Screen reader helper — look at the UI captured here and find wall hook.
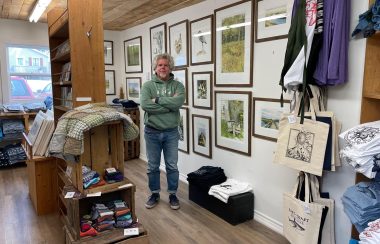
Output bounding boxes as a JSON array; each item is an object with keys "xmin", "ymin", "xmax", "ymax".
[{"xmin": 86, "ymin": 26, "xmax": 93, "ymax": 38}]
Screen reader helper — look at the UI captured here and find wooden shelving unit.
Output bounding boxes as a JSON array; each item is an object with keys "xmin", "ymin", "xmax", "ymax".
[{"xmin": 351, "ymin": 10, "xmax": 380, "ymax": 238}]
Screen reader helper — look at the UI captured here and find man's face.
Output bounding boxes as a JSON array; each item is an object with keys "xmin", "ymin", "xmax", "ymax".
[{"xmin": 155, "ymin": 59, "xmax": 171, "ymax": 81}]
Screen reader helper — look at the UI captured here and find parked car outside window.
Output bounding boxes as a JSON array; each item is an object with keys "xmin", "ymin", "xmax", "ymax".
[{"xmin": 10, "ymin": 76, "xmax": 35, "ymax": 100}]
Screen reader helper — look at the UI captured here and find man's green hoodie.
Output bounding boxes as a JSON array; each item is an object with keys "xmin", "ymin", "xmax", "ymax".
[{"xmin": 140, "ymin": 74, "xmax": 185, "ymax": 130}]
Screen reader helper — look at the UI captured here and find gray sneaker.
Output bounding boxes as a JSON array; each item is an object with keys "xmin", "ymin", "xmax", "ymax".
[
  {"xmin": 145, "ymin": 193, "xmax": 160, "ymax": 209},
  {"xmin": 169, "ymin": 194, "xmax": 180, "ymax": 210}
]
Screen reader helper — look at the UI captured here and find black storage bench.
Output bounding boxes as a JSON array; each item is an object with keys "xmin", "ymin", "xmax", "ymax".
[{"xmin": 189, "ymin": 182, "xmax": 254, "ymax": 225}]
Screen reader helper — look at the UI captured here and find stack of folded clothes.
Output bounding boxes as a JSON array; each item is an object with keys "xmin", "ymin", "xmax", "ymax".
[
  {"xmin": 23, "ymin": 102, "xmax": 46, "ymax": 112},
  {"xmin": 107, "ymin": 200, "xmax": 132, "ymax": 228},
  {"xmin": 187, "ymin": 166, "xmax": 227, "ymax": 191},
  {"xmin": 82, "ymin": 166, "xmax": 100, "ymax": 189},
  {"xmin": 104, "ymin": 167, "xmax": 124, "ymax": 183},
  {"xmin": 3, "ymin": 104, "xmax": 24, "ymax": 112},
  {"xmin": 80, "ymin": 214, "xmax": 98, "ymax": 237},
  {"xmin": 0, "ymin": 148, "xmax": 9, "ymax": 167},
  {"xmin": 342, "ymin": 181, "xmax": 380, "ymax": 232},
  {"xmin": 2, "ymin": 120, "xmax": 24, "ymax": 141},
  {"xmin": 4, "ymin": 143, "xmax": 27, "ymax": 165},
  {"xmin": 91, "ymin": 203, "xmax": 115, "ymax": 232}
]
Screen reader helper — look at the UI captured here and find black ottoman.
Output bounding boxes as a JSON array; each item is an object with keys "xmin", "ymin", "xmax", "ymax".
[{"xmin": 189, "ymin": 182, "xmax": 254, "ymax": 225}]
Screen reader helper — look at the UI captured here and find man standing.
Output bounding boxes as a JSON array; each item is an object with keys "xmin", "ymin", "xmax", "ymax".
[{"xmin": 140, "ymin": 53, "xmax": 185, "ymax": 210}]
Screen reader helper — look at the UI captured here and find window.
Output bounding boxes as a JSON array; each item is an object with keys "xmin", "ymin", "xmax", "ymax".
[
  {"xmin": 7, "ymin": 45, "xmax": 52, "ymax": 102},
  {"xmin": 17, "ymin": 58, "xmax": 24, "ymax": 66}
]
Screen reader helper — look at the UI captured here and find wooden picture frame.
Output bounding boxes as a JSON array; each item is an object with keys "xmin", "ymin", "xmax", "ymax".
[
  {"xmin": 172, "ymin": 68, "xmax": 188, "ymax": 105},
  {"xmin": 105, "ymin": 70, "xmax": 115, "ymax": 95},
  {"xmin": 169, "ymin": 20, "xmax": 189, "ymax": 68},
  {"xmin": 252, "ymin": 97, "xmax": 290, "ymax": 141},
  {"xmin": 192, "ymin": 71, "xmax": 213, "ymax": 110},
  {"xmin": 126, "ymin": 77, "xmax": 142, "ymax": 102},
  {"xmin": 150, "ymin": 22, "xmax": 167, "ymax": 73},
  {"xmin": 214, "ymin": 0, "xmax": 253, "ymax": 87},
  {"xmin": 104, "ymin": 40, "xmax": 114, "ymax": 65},
  {"xmin": 192, "ymin": 114, "xmax": 212, "ymax": 158},
  {"xmin": 124, "ymin": 36, "xmax": 143, "ymax": 73},
  {"xmin": 179, "ymin": 107, "xmax": 189, "ymax": 154},
  {"xmin": 215, "ymin": 91, "xmax": 252, "ymax": 156},
  {"xmin": 190, "ymin": 15, "xmax": 214, "ymax": 65},
  {"xmin": 255, "ymin": 0, "xmax": 292, "ymax": 43}
]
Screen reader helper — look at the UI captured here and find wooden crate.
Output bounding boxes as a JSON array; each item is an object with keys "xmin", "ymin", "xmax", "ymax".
[
  {"xmin": 23, "ymin": 133, "xmax": 58, "ymax": 215},
  {"xmin": 124, "ymin": 108, "xmax": 140, "ymax": 161},
  {"xmin": 64, "ymin": 225, "xmax": 149, "ymax": 244},
  {"xmin": 64, "ymin": 185, "xmax": 136, "ymax": 241},
  {"xmin": 65, "ymin": 121, "xmax": 128, "ymax": 194}
]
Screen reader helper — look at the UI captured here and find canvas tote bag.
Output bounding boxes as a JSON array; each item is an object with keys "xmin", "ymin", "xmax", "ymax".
[
  {"xmin": 274, "ymin": 105, "xmax": 329, "ymax": 176},
  {"xmin": 310, "ymin": 175, "xmax": 335, "ymax": 244},
  {"xmin": 283, "ymin": 173, "xmax": 325, "ymax": 244}
]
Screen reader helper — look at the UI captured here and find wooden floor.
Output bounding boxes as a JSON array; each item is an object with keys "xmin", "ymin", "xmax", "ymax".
[{"xmin": 0, "ymin": 159, "xmax": 289, "ymax": 244}]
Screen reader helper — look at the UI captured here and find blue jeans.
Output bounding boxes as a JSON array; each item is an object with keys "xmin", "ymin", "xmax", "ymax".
[{"xmin": 144, "ymin": 126, "xmax": 179, "ymax": 194}]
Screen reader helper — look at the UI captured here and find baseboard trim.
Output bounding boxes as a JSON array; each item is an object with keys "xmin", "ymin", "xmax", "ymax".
[{"xmin": 254, "ymin": 210, "xmax": 283, "ymax": 235}]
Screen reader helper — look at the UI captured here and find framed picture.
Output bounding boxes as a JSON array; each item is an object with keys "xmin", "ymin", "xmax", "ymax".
[
  {"xmin": 252, "ymin": 97, "xmax": 290, "ymax": 141},
  {"xmin": 255, "ymin": 0, "xmax": 292, "ymax": 43},
  {"xmin": 190, "ymin": 15, "xmax": 213, "ymax": 65},
  {"xmin": 150, "ymin": 22, "xmax": 167, "ymax": 73},
  {"xmin": 169, "ymin": 20, "xmax": 189, "ymax": 68},
  {"xmin": 192, "ymin": 71, "xmax": 213, "ymax": 109},
  {"xmin": 192, "ymin": 114, "xmax": 212, "ymax": 158},
  {"xmin": 178, "ymin": 107, "xmax": 189, "ymax": 154},
  {"xmin": 172, "ymin": 68, "xmax": 188, "ymax": 105},
  {"xmin": 126, "ymin": 77, "xmax": 142, "ymax": 102},
  {"xmin": 105, "ymin": 70, "xmax": 115, "ymax": 95},
  {"xmin": 104, "ymin": 40, "xmax": 114, "ymax": 65},
  {"xmin": 124, "ymin": 36, "xmax": 143, "ymax": 73},
  {"xmin": 214, "ymin": 0, "xmax": 253, "ymax": 87},
  {"xmin": 215, "ymin": 91, "xmax": 252, "ymax": 156}
]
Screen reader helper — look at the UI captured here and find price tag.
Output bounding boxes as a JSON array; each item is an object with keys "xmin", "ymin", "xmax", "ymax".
[
  {"xmin": 64, "ymin": 192, "xmax": 75, "ymax": 198},
  {"xmin": 65, "ymin": 166, "xmax": 72, "ymax": 177},
  {"xmin": 288, "ymin": 115, "xmax": 297, "ymax": 124},
  {"xmin": 118, "ymin": 183, "xmax": 133, "ymax": 189},
  {"xmin": 86, "ymin": 192, "xmax": 101, "ymax": 197},
  {"xmin": 124, "ymin": 228, "xmax": 139, "ymax": 236},
  {"xmin": 106, "ymin": 167, "xmax": 117, "ymax": 173}
]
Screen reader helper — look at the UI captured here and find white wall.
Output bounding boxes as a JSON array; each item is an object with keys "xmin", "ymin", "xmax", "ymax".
[
  {"xmin": 0, "ymin": 19, "xmax": 49, "ymax": 104},
  {"xmin": 111, "ymin": 1, "xmax": 370, "ymax": 243}
]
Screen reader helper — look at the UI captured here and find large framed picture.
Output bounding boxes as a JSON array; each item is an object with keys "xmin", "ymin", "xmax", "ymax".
[
  {"xmin": 172, "ymin": 68, "xmax": 188, "ymax": 105},
  {"xmin": 252, "ymin": 97, "xmax": 290, "ymax": 141},
  {"xmin": 178, "ymin": 107, "xmax": 189, "ymax": 154},
  {"xmin": 255, "ymin": 0, "xmax": 292, "ymax": 43},
  {"xmin": 192, "ymin": 71, "xmax": 213, "ymax": 110},
  {"xmin": 214, "ymin": 0, "xmax": 253, "ymax": 87},
  {"xmin": 124, "ymin": 36, "xmax": 143, "ymax": 73},
  {"xmin": 215, "ymin": 91, "xmax": 252, "ymax": 156},
  {"xmin": 192, "ymin": 114, "xmax": 212, "ymax": 158},
  {"xmin": 104, "ymin": 40, "xmax": 114, "ymax": 65},
  {"xmin": 105, "ymin": 70, "xmax": 115, "ymax": 95},
  {"xmin": 150, "ymin": 23, "xmax": 167, "ymax": 73},
  {"xmin": 126, "ymin": 77, "xmax": 142, "ymax": 102},
  {"xmin": 190, "ymin": 15, "xmax": 214, "ymax": 65},
  {"xmin": 169, "ymin": 20, "xmax": 189, "ymax": 68}
]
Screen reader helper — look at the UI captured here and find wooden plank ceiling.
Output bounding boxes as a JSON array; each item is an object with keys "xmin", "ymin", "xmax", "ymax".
[{"xmin": 0, "ymin": 0, "xmax": 205, "ymax": 30}]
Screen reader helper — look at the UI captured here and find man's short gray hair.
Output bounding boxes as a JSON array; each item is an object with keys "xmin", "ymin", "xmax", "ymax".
[{"xmin": 153, "ymin": 53, "xmax": 174, "ymax": 71}]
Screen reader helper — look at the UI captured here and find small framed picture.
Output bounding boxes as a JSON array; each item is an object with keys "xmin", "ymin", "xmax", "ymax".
[
  {"xmin": 172, "ymin": 68, "xmax": 188, "ymax": 105},
  {"xmin": 126, "ymin": 77, "xmax": 142, "ymax": 102},
  {"xmin": 215, "ymin": 91, "xmax": 252, "ymax": 156},
  {"xmin": 104, "ymin": 40, "xmax": 114, "ymax": 65},
  {"xmin": 192, "ymin": 71, "xmax": 213, "ymax": 110},
  {"xmin": 150, "ymin": 22, "xmax": 167, "ymax": 73},
  {"xmin": 169, "ymin": 20, "xmax": 189, "ymax": 68},
  {"xmin": 178, "ymin": 107, "xmax": 189, "ymax": 154},
  {"xmin": 105, "ymin": 70, "xmax": 115, "ymax": 95},
  {"xmin": 255, "ymin": 0, "xmax": 292, "ymax": 42},
  {"xmin": 192, "ymin": 114, "xmax": 212, "ymax": 158},
  {"xmin": 190, "ymin": 15, "xmax": 213, "ymax": 65},
  {"xmin": 252, "ymin": 97, "xmax": 290, "ymax": 141},
  {"xmin": 124, "ymin": 36, "xmax": 143, "ymax": 73},
  {"xmin": 214, "ymin": 0, "xmax": 253, "ymax": 87}
]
